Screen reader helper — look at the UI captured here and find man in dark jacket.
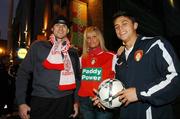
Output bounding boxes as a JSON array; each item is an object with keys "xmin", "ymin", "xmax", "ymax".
[
  {"xmin": 114, "ymin": 11, "xmax": 180, "ymax": 119},
  {"xmin": 16, "ymin": 16, "xmax": 80, "ymax": 119}
]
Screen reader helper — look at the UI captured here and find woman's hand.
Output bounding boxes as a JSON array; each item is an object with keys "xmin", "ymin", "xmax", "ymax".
[{"xmin": 91, "ymin": 89, "xmax": 106, "ymax": 110}]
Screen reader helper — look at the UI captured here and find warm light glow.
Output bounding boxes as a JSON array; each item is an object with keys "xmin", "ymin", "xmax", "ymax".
[
  {"xmin": 18, "ymin": 32, "xmax": 21, "ymax": 47},
  {"xmin": 27, "ymin": 36, "xmax": 31, "ymax": 48},
  {"xmin": 24, "ymin": 20, "xmax": 28, "ymax": 46},
  {"xmin": 24, "ymin": 20, "xmax": 28, "ymax": 39},
  {"xmin": 0, "ymin": 48, "xmax": 3, "ymax": 54},
  {"xmin": 0, "ymin": 47, "xmax": 5, "ymax": 55},
  {"xmin": 88, "ymin": 0, "xmax": 96, "ymax": 5},
  {"xmin": 43, "ymin": 3, "xmax": 49, "ymax": 36},
  {"xmin": 169, "ymin": 0, "xmax": 175, "ymax": 7},
  {"xmin": 17, "ymin": 48, "xmax": 27, "ymax": 59}
]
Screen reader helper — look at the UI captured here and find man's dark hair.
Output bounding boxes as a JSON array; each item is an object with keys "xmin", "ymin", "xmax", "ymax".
[{"xmin": 113, "ymin": 10, "xmax": 137, "ymax": 23}]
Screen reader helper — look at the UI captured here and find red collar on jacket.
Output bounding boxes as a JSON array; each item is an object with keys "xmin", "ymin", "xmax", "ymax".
[{"xmin": 88, "ymin": 47, "xmax": 102, "ymax": 56}]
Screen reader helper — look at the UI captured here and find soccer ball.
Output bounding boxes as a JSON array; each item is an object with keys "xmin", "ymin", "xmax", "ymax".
[{"xmin": 98, "ymin": 78, "xmax": 124, "ymax": 109}]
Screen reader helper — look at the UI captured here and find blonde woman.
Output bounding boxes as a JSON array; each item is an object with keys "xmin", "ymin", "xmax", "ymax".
[{"xmin": 78, "ymin": 26, "xmax": 116, "ymax": 119}]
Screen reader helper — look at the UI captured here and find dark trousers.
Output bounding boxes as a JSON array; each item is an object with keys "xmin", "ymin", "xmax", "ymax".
[{"xmin": 30, "ymin": 95, "xmax": 73, "ymax": 119}]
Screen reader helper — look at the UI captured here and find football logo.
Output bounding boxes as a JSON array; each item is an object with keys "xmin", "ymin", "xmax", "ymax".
[{"xmin": 134, "ymin": 50, "xmax": 143, "ymax": 62}]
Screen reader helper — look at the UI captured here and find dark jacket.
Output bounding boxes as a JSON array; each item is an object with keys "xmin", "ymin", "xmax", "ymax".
[
  {"xmin": 16, "ymin": 40, "xmax": 80, "ymax": 105},
  {"xmin": 116, "ymin": 35, "xmax": 180, "ymax": 119}
]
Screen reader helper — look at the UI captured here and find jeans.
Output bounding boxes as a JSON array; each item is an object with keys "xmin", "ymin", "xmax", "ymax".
[{"xmin": 79, "ymin": 97, "xmax": 113, "ymax": 119}]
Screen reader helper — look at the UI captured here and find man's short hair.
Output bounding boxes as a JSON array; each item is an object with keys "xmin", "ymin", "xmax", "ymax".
[{"xmin": 113, "ymin": 10, "xmax": 137, "ymax": 23}]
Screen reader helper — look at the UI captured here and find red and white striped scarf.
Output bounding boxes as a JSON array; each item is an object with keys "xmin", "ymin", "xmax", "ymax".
[{"xmin": 43, "ymin": 34, "xmax": 76, "ymax": 90}]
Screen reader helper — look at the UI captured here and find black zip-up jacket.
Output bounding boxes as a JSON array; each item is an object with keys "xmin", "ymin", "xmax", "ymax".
[
  {"xmin": 116, "ymin": 35, "xmax": 180, "ymax": 119},
  {"xmin": 16, "ymin": 40, "xmax": 80, "ymax": 105}
]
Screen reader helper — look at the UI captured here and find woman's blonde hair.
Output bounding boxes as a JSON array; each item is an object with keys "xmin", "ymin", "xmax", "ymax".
[{"xmin": 82, "ymin": 26, "xmax": 108, "ymax": 56}]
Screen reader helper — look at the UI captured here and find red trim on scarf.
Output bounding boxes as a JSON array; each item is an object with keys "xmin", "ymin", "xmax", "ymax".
[
  {"xmin": 58, "ymin": 83, "xmax": 76, "ymax": 90},
  {"xmin": 42, "ymin": 60, "xmax": 64, "ymax": 70}
]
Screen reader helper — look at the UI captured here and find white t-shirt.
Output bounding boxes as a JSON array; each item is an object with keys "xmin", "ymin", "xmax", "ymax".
[{"xmin": 125, "ymin": 46, "xmax": 133, "ymax": 60}]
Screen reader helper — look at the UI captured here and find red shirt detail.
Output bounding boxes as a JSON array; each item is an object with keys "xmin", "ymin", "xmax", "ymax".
[{"xmin": 78, "ymin": 49, "xmax": 115, "ymax": 97}]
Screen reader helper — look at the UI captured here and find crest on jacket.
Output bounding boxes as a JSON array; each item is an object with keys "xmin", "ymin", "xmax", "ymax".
[{"xmin": 134, "ymin": 50, "xmax": 143, "ymax": 62}]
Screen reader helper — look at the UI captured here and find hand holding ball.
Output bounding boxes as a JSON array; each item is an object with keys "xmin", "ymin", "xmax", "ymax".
[{"xmin": 97, "ymin": 78, "xmax": 124, "ymax": 109}]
